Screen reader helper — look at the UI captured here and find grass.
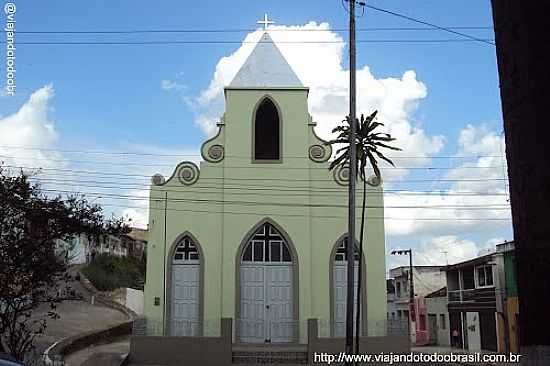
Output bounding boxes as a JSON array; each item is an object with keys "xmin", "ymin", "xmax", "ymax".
[{"xmin": 81, "ymin": 254, "xmax": 144, "ymax": 291}]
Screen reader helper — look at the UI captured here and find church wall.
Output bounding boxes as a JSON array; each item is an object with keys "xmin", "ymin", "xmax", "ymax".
[
  {"xmin": 143, "ymin": 86, "xmax": 388, "ymax": 342},
  {"xmin": 144, "ymin": 162, "xmax": 225, "ymax": 336},
  {"xmin": 307, "ymin": 165, "xmax": 388, "ymax": 337},
  {"xmin": 224, "ymin": 88, "xmax": 311, "ymax": 165}
]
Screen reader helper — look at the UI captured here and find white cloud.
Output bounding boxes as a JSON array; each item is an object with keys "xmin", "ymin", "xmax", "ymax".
[
  {"xmin": 191, "ymin": 22, "xmax": 444, "ymax": 172},
  {"xmin": 0, "ymin": 84, "xmax": 66, "ymax": 171},
  {"xmin": 387, "ymin": 235, "xmax": 505, "ymax": 270},
  {"xmin": 51, "ymin": 143, "xmax": 202, "ymax": 230},
  {"xmin": 384, "ymin": 123, "xmax": 510, "ymax": 237},
  {"xmin": 161, "ymin": 79, "xmax": 187, "ymax": 92}
]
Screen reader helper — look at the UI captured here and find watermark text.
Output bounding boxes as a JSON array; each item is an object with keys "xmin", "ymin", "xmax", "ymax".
[
  {"xmin": 4, "ymin": 2, "xmax": 16, "ymax": 96},
  {"xmin": 314, "ymin": 351, "xmax": 522, "ymax": 364}
]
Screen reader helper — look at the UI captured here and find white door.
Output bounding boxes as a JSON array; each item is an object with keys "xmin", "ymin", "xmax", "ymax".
[
  {"xmin": 333, "ymin": 262, "xmax": 359, "ymax": 337},
  {"xmin": 170, "ymin": 236, "xmax": 200, "ymax": 336},
  {"xmin": 267, "ymin": 265, "xmax": 294, "ymax": 342},
  {"xmin": 240, "ymin": 265, "xmax": 267, "ymax": 343},
  {"xmin": 466, "ymin": 312, "xmax": 481, "ymax": 351},
  {"xmin": 239, "ymin": 223, "xmax": 294, "ymax": 343},
  {"xmin": 240, "ymin": 264, "xmax": 294, "ymax": 343}
]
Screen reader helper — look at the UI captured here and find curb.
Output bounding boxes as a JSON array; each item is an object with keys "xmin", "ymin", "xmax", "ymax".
[
  {"xmin": 43, "ymin": 270, "xmax": 138, "ymax": 364},
  {"xmin": 77, "ymin": 270, "xmax": 138, "ymax": 320},
  {"xmin": 44, "ymin": 321, "xmax": 132, "ymax": 365}
]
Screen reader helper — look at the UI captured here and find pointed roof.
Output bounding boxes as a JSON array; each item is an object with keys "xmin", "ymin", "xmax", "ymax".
[{"xmin": 229, "ymin": 33, "xmax": 303, "ymax": 88}]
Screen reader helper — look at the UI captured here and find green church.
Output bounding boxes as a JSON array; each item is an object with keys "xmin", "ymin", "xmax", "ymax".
[{"xmin": 143, "ymin": 32, "xmax": 388, "ymax": 345}]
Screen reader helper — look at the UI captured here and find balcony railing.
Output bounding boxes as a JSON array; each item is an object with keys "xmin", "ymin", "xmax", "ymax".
[{"xmin": 448, "ymin": 289, "xmax": 475, "ymax": 302}]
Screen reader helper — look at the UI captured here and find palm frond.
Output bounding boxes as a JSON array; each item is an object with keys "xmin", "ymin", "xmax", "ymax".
[{"xmin": 326, "ymin": 110, "xmax": 400, "ymax": 179}]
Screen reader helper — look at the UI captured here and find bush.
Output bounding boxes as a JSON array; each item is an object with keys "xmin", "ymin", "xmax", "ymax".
[{"xmin": 82, "ymin": 254, "xmax": 144, "ymax": 291}]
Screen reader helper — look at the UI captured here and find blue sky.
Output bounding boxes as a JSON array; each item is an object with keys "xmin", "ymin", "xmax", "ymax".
[{"xmin": 0, "ymin": 0, "xmax": 511, "ymax": 269}]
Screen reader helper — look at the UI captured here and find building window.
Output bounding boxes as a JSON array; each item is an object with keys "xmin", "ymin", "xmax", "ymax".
[
  {"xmin": 242, "ymin": 223, "xmax": 291, "ymax": 263},
  {"xmin": 475, "ymin": 265, "xmax": 494, "ymax": 288},
  {"xmin": 440, "ymin": 314, "xmax": 446, "ymax": 329},
  {"xmin": 397, "ymin": 310, "xmax": 402, "ymax": 318},
  {"xmin": 334, "ymin": 238, "xmax": 359, "ymax": 262},
  {"xmin": 396, "ymin": 282, "xmax": 401, "ymax": 298},
  {"xmin": 254, "ymin": 98, "xmax": 280, "ymax": 160},
  {"xmin": 461, "ymin": 268, "xmax": 475, "ymax": 289},
  {"xmin": 173, "ymin": 237, "xmax": 200, "ymax": 262},
  {"xmin": 419, "ymin": 315, "xmax": 426, "ymax": 331}
]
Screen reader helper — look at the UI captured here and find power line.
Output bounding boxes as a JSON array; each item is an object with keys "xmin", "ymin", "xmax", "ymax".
[
  {"xmin": 0, "ymin": 39, "xmax": 495, "ymax": 46},
  {"xmin": 364, "ymin": 4, "xmax": 495, "ymax": 46},
  {"xmin": 14, "ymin": 26, "xmax": 492, "ymax": 34},
  {"xmin": 2, "ymin": 164, "xmax": 509, "ymax": 183},
  {"xmin": 0, "ymin": 154, "xmax": 507, "ymax": 170},
  {"xmin": 99, "ymin": 202, "xmax": 511, "ymax": 221},
  {"xmin": 29, "ymin": 176, "xmax": 511, "ymax": 197},
  {"xmin": 0, "ymin": 145, "xmax": 504, "ymax": 159},
  {"xmin": 32, "ymin": 189, "xmax": 510, "ymax": 221},
  {"xmin": 36, "ymin": 187, "xmax": 510, "ymax": 211}
]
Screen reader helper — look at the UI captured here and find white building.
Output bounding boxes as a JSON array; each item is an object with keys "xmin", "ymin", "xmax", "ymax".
[
  {"xmin": 388, "ymin": 265, "xmax": 446, "ymax": 345},
  {"xmin": 425, "ymin": 287, "xmax": 451, "ymax": 346},
  {"xmin": 56, "ymin": 233, "xmax": 129, "ymax": 265}
]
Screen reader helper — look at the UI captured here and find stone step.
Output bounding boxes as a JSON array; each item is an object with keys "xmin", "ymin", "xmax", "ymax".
[{"xmin": 232, "ymin": 351, "xmax": 308, "ymax": 364}]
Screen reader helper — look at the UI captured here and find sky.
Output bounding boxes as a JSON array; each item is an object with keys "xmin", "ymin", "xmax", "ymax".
[{"xmin": 0, "ymin": 0, "xmax": 512, "ymax": 273}]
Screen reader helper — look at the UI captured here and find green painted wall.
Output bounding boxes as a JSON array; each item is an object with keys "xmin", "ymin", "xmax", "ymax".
[
  {"xmin": 144, "ymin": 87, "xmax": 388, "ymax": 342},
  {"xmin": 504, "ymin": 251, "xmax": 517, "ymax": 297}
]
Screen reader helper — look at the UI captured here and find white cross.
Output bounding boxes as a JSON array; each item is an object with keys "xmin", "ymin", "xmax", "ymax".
[{"xmin": 257, "ymin": 13, "xmax": 275, "ymax": 30}]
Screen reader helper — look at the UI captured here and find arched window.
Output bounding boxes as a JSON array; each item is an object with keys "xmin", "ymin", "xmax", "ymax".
[
  {"xmin": 334, "ymin": 238, "xmax": 359, "ymax": 261},
  {"xmin": 254, "ymin": 98, "xmax": 280, "ymax": 160},
  {"xmin": 173, "ymin": 236, "xmax": 200, "ymax": 263},
  {"xmin": 241, "ymin": 223, "xmax": 291, "ymax": 263}
]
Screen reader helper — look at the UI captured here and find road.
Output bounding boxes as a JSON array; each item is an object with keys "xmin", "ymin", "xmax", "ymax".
[{"xmin": 29, "ymin": 269, "xmax": 129, "ymax": 362}]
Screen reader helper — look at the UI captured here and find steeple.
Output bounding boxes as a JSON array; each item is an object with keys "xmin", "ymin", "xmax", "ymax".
[{"xmin": 229, "ymin": 33, "xmax": 304, "ymax": 88}]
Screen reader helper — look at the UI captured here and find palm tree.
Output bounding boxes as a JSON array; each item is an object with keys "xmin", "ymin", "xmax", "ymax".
[{"xmin": 326, "ymin": 110, "xmax": 400, "ymax": 353}]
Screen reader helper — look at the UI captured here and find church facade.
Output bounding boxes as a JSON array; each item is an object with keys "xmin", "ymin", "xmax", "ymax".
[{"xmin": 143, "ymin": 33, "xmax": 387, "ymax": 344}]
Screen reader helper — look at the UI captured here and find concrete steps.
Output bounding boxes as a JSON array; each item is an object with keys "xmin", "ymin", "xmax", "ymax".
[{"xmin": 232, "ymin": 344, "xmax": 308, "ymax": 364}]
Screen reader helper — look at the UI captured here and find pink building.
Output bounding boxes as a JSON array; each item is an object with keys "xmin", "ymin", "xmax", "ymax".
[{"xmin": 412, "ymin": 297, "xmax": 429, "ymax": 346}]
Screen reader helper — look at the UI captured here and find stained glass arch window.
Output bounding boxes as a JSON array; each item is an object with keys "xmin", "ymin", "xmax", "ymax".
[
  {"xmin": 334, "ymin": 238, "xmax": 360, "ymax": 262},
  {"xmin": 173, "ymin": 236, "xmax": 200, "ymax": 264},
  {"xmin": 241, "ymin": 223, "xmax": 292, "ymax": 263}
]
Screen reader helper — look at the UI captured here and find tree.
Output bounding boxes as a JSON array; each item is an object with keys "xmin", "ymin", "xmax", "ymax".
[
  {"xmin": 491, "ymin": 1, "xmax": 550, "ymax": 362},
  {"xmin": 326, "ymin": 111, "xmax": 400, "ymax": 352},
  {"xmin": 0, "ymin": 165, "xmax": 129, "ymax": 360}
]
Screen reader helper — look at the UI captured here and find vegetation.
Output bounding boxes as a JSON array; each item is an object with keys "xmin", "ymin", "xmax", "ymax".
[
  {"xmin": 0, "ymin": 165, "xmax": 129, "ymax": 360},
  {"xmin": 82, "ymin": 254, "xmax": 145, "ymax": 291},
  {"xmin": 326, "ymin": 111, "xmax": 400, "ymax": 352}
]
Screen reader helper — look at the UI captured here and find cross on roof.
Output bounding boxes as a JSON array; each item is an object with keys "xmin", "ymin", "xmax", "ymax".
[{"xmin": 257, "ymin": 13, "xmax": 275, "ymax": 30}]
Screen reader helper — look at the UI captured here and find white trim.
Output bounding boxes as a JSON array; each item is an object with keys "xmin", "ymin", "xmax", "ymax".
[{"xmin": 474, "ymin": 264, "xmax": 495, "ymax": 289}]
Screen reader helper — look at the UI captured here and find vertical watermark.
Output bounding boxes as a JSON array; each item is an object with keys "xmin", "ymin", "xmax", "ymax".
[{"xmin": 4, "ymin": 2, "xmax": 16, "ymax": 96}]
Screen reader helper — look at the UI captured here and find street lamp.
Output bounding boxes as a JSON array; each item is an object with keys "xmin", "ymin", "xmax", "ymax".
[{"xmin": 391, "ymin": 249, "xmax": 415, "ymax": 331}]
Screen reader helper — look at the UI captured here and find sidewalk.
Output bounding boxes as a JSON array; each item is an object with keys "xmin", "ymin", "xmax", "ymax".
[{"xmin": 32, "ymin": 268, "xmax": 129, "ymax": 357}]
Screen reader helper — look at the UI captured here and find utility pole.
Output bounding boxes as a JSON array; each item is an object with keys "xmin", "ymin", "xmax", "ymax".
[
  {"xmin": 391, "ymin": 249, "xmax": 415, "ymax": 337},
  {"xmin": 408, "ymin": 249, "xmax": 415, "ymax": 326},
  {"xmin": 345, "ymin": 0, "xmax": 357, "ymax": 361}
]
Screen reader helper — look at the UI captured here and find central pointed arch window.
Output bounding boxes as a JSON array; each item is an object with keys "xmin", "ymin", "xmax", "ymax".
[
  {"xmin": 254, "ymin": 98, "xmax": 280, "ymax": 160},
  {"xmin": 241, "ymin": 223, "xmax": 291, "ymax": 263}
]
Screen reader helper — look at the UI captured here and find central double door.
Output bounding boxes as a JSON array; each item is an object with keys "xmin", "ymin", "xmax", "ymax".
[{"xmin": 240, "ymin": 264, "xmax": 294, "ymax": 343}]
